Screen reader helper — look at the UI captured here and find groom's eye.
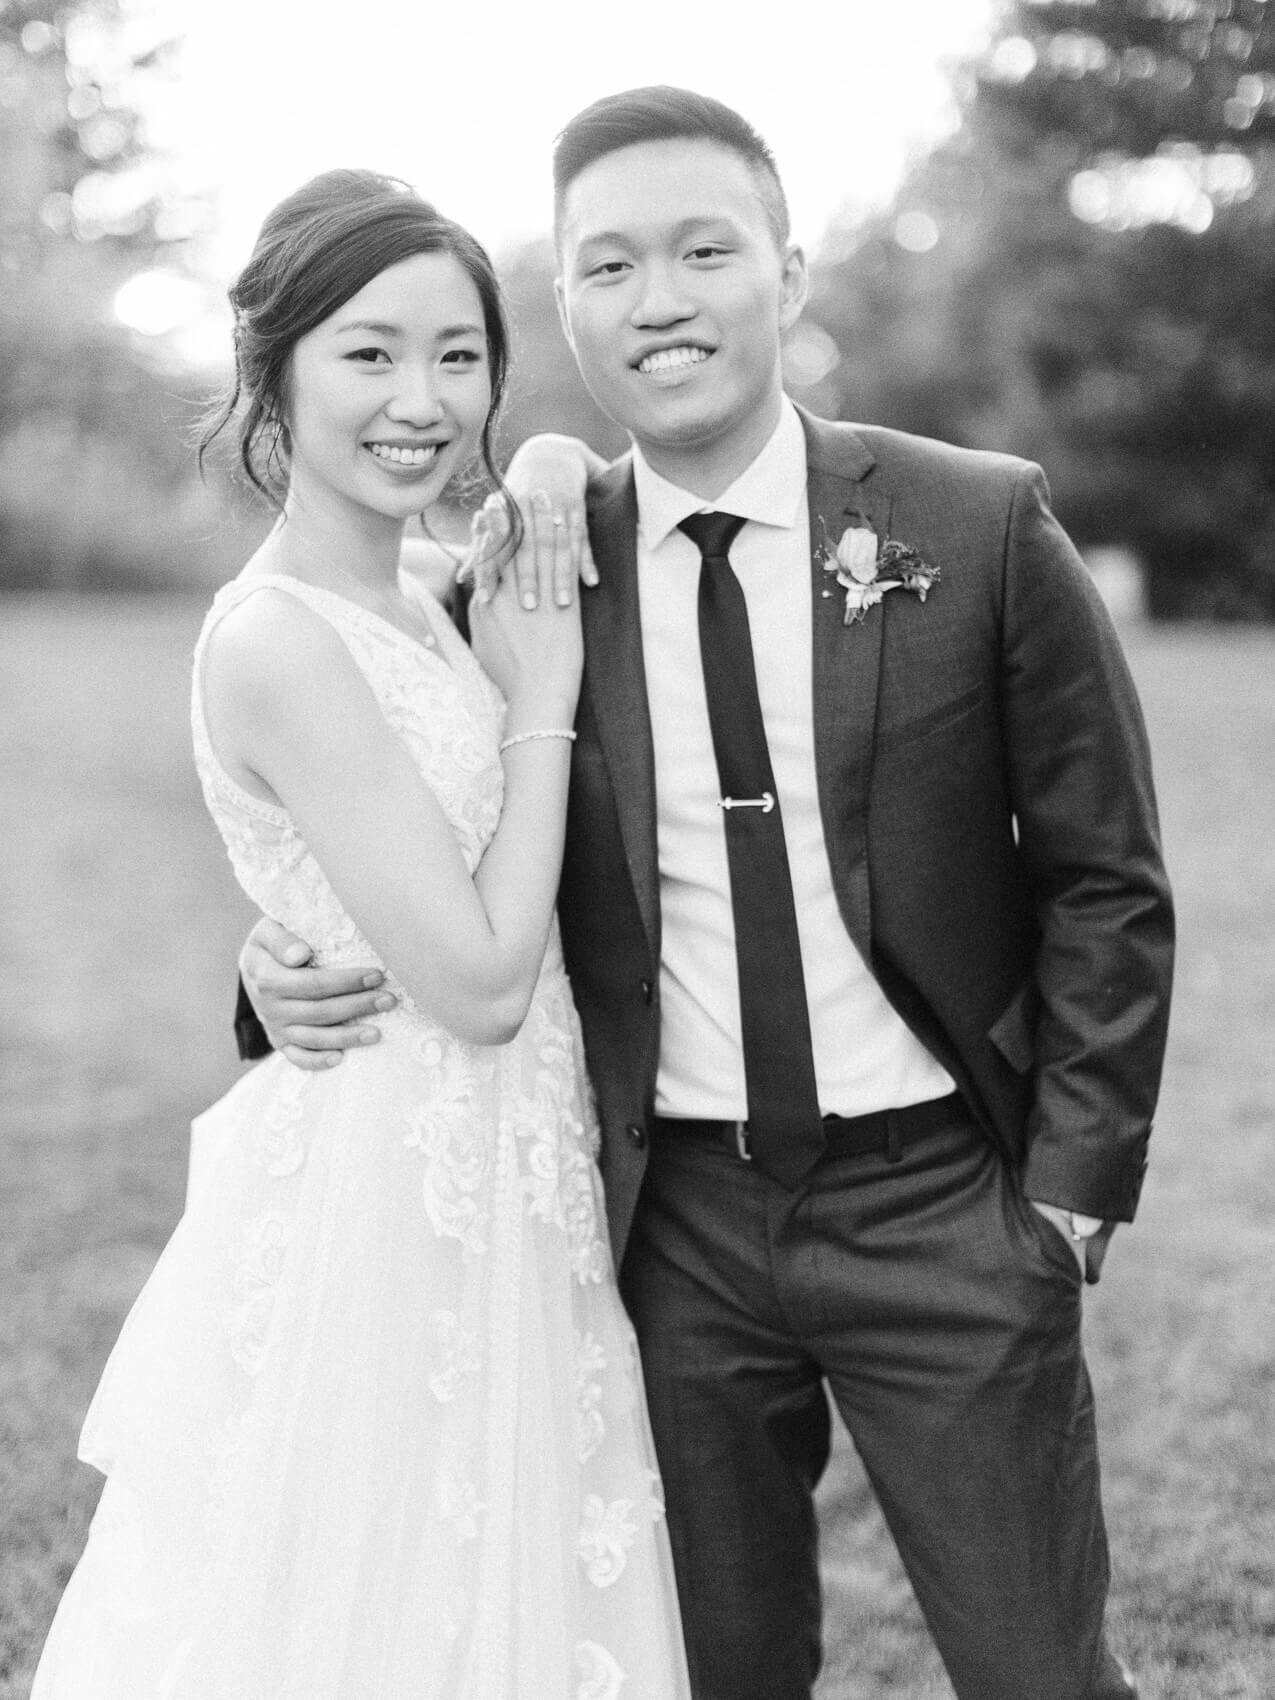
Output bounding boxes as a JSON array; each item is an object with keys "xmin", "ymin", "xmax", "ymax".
[{"xmin": 687, "ymin": 245, "xmax": 728, "ymax": 261}]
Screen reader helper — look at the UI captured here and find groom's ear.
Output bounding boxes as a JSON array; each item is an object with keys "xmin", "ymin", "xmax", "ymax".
[
  {"xmin": 779, "ymin": 244, "xmax": 809, "ymax": 332},
  {"xmin": 553, "ymin": 276, "xmax": 575, "ymax": 351}
]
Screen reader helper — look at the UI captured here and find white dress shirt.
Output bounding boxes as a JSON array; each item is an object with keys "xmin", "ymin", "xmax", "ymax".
[{"xmin": 633, "ymin": 401, "xmax": 955, "ymax": 1120}]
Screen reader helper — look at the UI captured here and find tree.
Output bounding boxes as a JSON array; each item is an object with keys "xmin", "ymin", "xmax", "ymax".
[
  {"xmin": 807, "ymin": 0, "xmax": 1275, "ymax": 618},
  {"xmin": 0, "ymin": 0, "xmax": 216, "ymax": 590},
  {"xmin": 495, "ymin": 239, "xmax": 628, "ymax": 463}
]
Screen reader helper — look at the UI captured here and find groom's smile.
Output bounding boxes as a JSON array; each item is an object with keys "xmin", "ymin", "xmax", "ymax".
[
  {"xmin": 633, "ymin": 341, "xmax": 715, "ymax": 379},
  {"xmin": 555, "ymin": 136, "xmax": 808, "ymax": 498}
]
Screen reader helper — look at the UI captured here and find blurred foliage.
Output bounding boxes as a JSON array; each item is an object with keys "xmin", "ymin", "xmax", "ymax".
[
  {"xmin": 0, "ymin": 0, "xmax": 246, "ymax": 590},
  {"xmin": 804, "ymin": 0, "xmax": 1275, "ymax": 619},
  {"xmin": 6, "ymin": 0, "xmax": 1275, "ymax": 616},
  {"xmin": 496, "ymin": 239, "xmax": 628, "ymax": 463}
]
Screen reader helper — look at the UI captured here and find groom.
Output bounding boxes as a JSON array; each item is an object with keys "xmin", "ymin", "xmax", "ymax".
[{"xmin": 239, "ymin": 89, "xmax": 1172, "ymax": 1700}]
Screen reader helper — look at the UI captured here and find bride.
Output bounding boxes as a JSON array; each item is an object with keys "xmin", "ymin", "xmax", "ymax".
[{"xmin": 32, "ymin": 169, "xmax": 690, "ymax": 1700}]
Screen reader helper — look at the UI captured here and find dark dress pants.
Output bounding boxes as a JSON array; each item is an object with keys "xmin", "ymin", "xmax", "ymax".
[{"xmin": 619, "ymin": 1102, "xmax": 1128, "ymax": 1700}]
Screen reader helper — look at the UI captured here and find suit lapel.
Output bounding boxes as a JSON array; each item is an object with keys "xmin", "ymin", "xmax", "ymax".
[
  {"xmin": 582, "ymin": 460, "xmax": 660, "ymax": 956},
  {"xmin": 579, "ymin": 416, "xmax": 889, "ymax": 968},
  {"xmin": 801, "ymin": 408, "xmax": 891, "ymax": 964}
]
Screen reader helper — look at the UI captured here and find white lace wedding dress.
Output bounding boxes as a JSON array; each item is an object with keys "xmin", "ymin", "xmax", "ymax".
[{"xmin": 32, "ymin": 574, "xmax": 691, "ymax": 1700}]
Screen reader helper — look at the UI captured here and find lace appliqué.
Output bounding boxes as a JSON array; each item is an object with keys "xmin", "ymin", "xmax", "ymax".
[
  {"xmin": 404, "ymin": 1035, "xmax": 489, "ymax": 1255},
  {"xmin": 578, "ymin": 1495, "xmax": 638, "ymax": 1588},
  {"xmin": 427, "ymin": 1309, "xmax": 482, "ymax": 1403},
  {"xmin": 575, "ymin": 1332, "xmax": 607, "ymax": 1463},
  {"xmin": 258, "ymin": 1066, "xmax": 308, "ymax": 1176},
  {"xmin": 561, "ymin": 1156, "xmax": 610, "ymax": 1287},
  {"xmin": 515, "ymin": 986, "xmax": 610, "ymax": 1286},
  {"xmin": 226, "ymin": 1210, "xmax": 289, "ymax": 1375},
  {"xmin": 575, "ymin": 1640, "xmax": 627, "ymax": 1700}
]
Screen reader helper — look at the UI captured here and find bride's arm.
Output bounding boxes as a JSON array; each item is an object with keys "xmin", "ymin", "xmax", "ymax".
[
  {"xmin": 205, "ymin": 578, "xmax": 580, "ymax": 1048},
  {"xmin": 234, "ymin": 437, "xmax": 608, "ymax": 1064}
]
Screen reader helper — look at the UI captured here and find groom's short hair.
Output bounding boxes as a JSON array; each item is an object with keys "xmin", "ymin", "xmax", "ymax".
[{"xmin": 553, "ymin": 86, "xmax": 791, "ymax": 249}]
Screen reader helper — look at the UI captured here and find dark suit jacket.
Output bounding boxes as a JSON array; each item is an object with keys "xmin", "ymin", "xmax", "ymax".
[{"xmin": 557, "ymin": 407, "xmax": 1174, "ymax": 1268}]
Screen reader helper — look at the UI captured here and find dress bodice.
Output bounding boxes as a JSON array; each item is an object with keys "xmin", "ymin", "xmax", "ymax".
[{"xmin": 190, "ymin": 572, "xmax": 507, "ymax": 998}]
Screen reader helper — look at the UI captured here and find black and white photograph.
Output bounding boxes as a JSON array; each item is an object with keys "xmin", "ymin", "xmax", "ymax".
[{"xmin": 2, "ymin": 1, "xmax": 1272, "ymax": 1695}]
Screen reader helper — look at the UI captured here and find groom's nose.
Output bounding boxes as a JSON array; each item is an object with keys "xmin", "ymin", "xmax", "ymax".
[{"xmin": 629, "ymin": 262, "xmax": 696, "ymax": 330}]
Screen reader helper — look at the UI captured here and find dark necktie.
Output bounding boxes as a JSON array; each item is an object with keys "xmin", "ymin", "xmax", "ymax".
[{"xmin": 679, "ymin": 511, "xmax": 825, "ymax": 1187}]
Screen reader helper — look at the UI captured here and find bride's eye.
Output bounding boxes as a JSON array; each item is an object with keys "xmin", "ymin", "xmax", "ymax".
[{"xmin": 348, "ymin": 347, "xmax": 390, "ymax": 365}]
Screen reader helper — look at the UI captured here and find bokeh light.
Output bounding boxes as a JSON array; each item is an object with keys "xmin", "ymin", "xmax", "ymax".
[{"xmin": 113, "ymin": 267, "xmax": 205, "ymax": 336}]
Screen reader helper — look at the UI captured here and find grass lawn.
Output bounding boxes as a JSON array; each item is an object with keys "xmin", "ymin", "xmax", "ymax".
[{"xmin": 2, "ymin": 598, "xmax": 1273, "ymax": 1698}]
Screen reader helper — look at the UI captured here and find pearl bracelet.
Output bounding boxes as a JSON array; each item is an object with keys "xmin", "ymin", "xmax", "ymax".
[{"xmin": 498, "ymin": 728, "xmax": 578, "ymax": 754}]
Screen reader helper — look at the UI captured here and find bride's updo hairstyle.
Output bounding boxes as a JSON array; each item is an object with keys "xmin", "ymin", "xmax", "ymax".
[{"xmin": 202, "ymin": 169, "xmax": 512, "ymax": 509}]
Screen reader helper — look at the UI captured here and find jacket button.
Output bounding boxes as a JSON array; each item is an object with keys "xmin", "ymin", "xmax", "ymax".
[
  {"xmin": 626, "ymin": 1122, "xmax": 647, "ymax": 1150},
  {"xmin": 640, "ymin": 978, "xmax": 654, "ymax": 1004}
]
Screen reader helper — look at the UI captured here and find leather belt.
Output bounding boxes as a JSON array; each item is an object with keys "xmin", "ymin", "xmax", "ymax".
[{"xmin": 649, "ymin": 1092, "xmax": 964, "ymax": 1166}]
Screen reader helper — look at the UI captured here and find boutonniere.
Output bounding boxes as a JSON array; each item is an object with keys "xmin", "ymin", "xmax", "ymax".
[{"xmin": 819, "ymin": 521, "xmax": 941, "ymax": 626}]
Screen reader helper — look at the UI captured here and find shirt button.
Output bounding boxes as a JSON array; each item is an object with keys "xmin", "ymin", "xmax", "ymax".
[
  {"xmin": 640, "ymin": 978, "xmax": 654, "ymax": 1004},
  {"xmin": 626, "ymin": 1122, "xmax": 647, "ymax": 1150}
]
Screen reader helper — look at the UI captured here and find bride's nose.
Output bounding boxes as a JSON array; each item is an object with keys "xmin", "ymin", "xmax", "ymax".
[{"xmin": 385, "ymin": 367, "xmax": 446, "ymax": 427}]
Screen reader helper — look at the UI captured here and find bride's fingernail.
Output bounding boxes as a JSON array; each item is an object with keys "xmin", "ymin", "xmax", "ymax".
[{"xmin": 362, "ymin": 972, "xmax": 384, "ymax": 989}]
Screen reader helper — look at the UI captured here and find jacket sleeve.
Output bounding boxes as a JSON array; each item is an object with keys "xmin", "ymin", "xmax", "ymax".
[
  {"xmin": 234, "ymin": 975, "xmax": 274, "ymax": 1062},
  {"xmin": 999, "ymin": 463, "xmax": 1173, "ymax": 1222}
]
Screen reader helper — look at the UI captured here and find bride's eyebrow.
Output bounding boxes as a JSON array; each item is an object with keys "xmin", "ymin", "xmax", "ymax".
[
  {"xmin": 334, "ymin": 319, "xmax": 401, "ymax": 337},
  {"xmin": 332, "ymin": 319, "xmax": 485, "ymax": 340}
]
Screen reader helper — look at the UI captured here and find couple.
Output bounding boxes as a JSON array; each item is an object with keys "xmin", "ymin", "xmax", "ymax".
[{"xmin": 33, "ymin": 86, "xmax": 1173, "ymax": 1700}]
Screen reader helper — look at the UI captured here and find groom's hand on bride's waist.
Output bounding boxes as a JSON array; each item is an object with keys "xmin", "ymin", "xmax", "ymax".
[{"xmin": 240, "ymin": 916, "xmax": 397, "ymax": 1070}]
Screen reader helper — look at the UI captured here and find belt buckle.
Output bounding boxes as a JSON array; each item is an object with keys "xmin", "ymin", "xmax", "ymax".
[{"xmin": 732, "ymin": 1121, "xmax": 752, "ymax": 1162}]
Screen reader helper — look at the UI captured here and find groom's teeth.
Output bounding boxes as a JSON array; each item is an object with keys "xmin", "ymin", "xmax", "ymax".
[{"xmin": 638, "ymin": 346, "xmax": 710, "ymax": 375}]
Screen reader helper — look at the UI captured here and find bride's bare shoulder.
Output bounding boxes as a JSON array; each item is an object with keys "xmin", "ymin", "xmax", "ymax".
[{"xmin": 204, "ymin": 579, "xmax": 353, "ymax": 718}]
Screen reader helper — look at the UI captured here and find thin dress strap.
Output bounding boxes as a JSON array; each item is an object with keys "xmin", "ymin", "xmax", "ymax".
[{"xmin": 190, "ymin": 572, "xmax": 456, "ymax": 820}]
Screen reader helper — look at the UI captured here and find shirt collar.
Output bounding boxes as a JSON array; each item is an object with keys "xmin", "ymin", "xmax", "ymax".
[{"xmin": 633, "ymin": 399, "xmax": 808, "ymax": 551}]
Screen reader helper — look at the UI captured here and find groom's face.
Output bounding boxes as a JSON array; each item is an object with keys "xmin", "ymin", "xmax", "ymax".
[{"xmin": 555, "ymin": 138, "xmax": 807, "ymax": 486}]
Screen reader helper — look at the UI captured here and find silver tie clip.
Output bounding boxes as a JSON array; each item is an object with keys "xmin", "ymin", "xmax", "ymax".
[{"xmin": 720, "ymin": 793, "xmax": 776, "ymax": 813}]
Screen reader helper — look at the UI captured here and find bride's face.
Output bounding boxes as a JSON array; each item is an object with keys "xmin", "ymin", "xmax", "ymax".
[{"xmin": 284, "ymin": 251, "xmax": 492, "ymax": 525}]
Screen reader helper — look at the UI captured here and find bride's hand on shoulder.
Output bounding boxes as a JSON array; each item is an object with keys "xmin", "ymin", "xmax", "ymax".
[
  {"xmin": 464, "ymin": 433, "xmax": 609, "ymax": 611},
  {"xmin": 468, "ymin": 535, "xmax": 582, "ymax": 722}
]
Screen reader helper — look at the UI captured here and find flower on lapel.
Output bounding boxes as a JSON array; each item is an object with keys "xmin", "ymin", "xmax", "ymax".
[{"xmin": 819, "ymin": 521, "xmax": 941, "ymax": 626}]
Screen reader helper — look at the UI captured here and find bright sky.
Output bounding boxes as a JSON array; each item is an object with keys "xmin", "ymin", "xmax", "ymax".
[{"xmin": 145, "ymin": 0, "xmax": 995, "ymax": 278}]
